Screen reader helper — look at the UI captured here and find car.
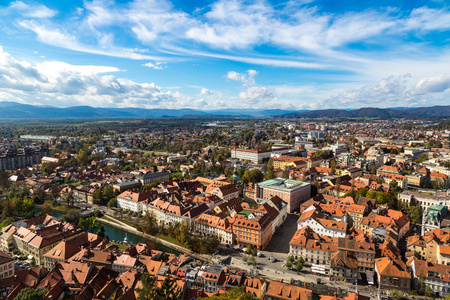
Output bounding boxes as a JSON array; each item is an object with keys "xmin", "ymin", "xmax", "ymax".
[
  {"xmin": 257, "ymin": 252, "xmax": 263, "ymax": 257},
  {"xmin": 316, "ymin": 278, "xmax": 322, "ymax": 284}
]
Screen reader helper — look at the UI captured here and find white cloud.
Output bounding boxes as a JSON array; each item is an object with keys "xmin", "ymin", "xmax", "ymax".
[
  {"xmin": 413, "ymin": 75, "xmax": 450, "ymax": 95},
  {"xmin": 200, "ymin": 88, "xmax": 212, "ymax": 95},
  {"xmin": 18, "ymin": 21, "xmax": 164, "ymax": 61},
  {"xmin": 7, "ymin": 1, "xmax": 57, "ymax": 18},
  {"xmin": 143, "ymin": 61, "xmax": 166, "ymax": 70},
  {"xmin": 0, "ymin": 46, "xmax": 204, "ymax": 108},
  {"xmin": 226, "ymin": 69, "xmax": 258, "ymax": 85},
  {"xmin": 226, "ymin": 69, "xmax": 277, "ymax": 108}
]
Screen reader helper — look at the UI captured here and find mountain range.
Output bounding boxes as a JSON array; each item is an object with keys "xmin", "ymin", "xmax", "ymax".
[{"xmin": 0, "ymin": 101, "xmax": 448, "ymax": 119}]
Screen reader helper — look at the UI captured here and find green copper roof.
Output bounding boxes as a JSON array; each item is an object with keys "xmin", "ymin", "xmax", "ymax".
[{"xmin": 257, "ymin": 177, "xmax": 310, "ymax": 191}]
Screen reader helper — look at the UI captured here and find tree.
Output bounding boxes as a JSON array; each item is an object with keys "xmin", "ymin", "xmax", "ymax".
[
  {"xmin": 286, "ymin": 261, "xmax": 292, "ymax": 269},
  {"xmin": 295, "ymin": 260, "xmax": 303, "ymax": 272},
  {"xmin": 407, "ymin": 205, "xmax": 422, "ymax": 225},
  {"xmin": 415, "ymin": 154, "xmax": 429, "ymax": 164},
  {"xmin": 137, "ymin": 273, "xmax": 158, "ymax": 300},
  {"xmin": 62, "ymin": 209, "xmax": 81, "ymax": 224},
  {"xmin": 14, "ymin": 288, "xmax": 45, "ymax": 300},
  {"xmin": 370, "ymin": 165, "xmax": 377, "ymax": 175},
  {"xmin": 245, "ymin": 244, "xmax": 252, "ymax": 253},
  {"xmin": 243, "ymin": 256, "xmax": 248, "ymax": 264},
  {"xmin": 391, "ymin": 289, "xmax": 402, "ymax": 300},
  {"xmin": 424, "ymin": 286, "xmax": 434, "ymax": 297},
  {"xmin": 92, "ymin": 189, "xmax": 103, "ymax": 205},
  {"xmin": 199, "ymin": 286, "xmax": 260, "ymax": 300},
  {"xmin": 107, "ymin": 197, "xmax": 117, "ymax": 208},
  {"xmin": 156, "ymin": 276, "xmax": 181, "ymax": 300},
  {"xmin": 288, "ymin": 255, "xmax": 294, "ymax": 263}
]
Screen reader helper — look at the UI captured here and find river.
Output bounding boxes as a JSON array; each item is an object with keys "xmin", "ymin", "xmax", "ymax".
[{"xmin": 44, "ymin": 210, "xmax": 180, "ymax": 255}]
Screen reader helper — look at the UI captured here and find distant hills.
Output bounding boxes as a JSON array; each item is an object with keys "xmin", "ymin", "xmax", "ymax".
[
  {"xmin": 0, "ymin": 102, "xmax": 300, "ymax": 119},
  {"xmin": 0, "ymin": 101, "xmax": 448, "ymax": 119},
  {"xmin": 278, "ymin": 106, "xmax": 450, "ymax": 119}
]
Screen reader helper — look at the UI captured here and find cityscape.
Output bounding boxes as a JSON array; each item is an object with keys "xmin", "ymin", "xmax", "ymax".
[
  {"xmin": 1, "ymin": 0, "xmax": 450, "ymax": 300},
  {"xmin": 0, "ymin": 117, "xmax": 449, "ymax": 300}
]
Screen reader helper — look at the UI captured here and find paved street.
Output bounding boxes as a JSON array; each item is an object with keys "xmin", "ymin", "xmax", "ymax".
[{"xmin": 264, "ymin": 213, "xmax": 299, "ymax": 253}]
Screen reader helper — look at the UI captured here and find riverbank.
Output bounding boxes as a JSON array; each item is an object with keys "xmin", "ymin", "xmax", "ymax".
[{"xmin": 97, "ymin": 214, "xmax": 212, "ymax": 262}]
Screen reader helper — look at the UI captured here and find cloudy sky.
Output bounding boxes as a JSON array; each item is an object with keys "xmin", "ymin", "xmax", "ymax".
[{"xmin": 0, "ymin": 0, "xmax": 449, "ymax": 110}]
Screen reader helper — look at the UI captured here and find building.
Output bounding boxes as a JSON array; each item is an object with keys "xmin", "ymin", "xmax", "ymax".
[
  {"xmin": 231, "ymin": 148, "xmax": 274, "ymax": 164},
  {"xmin": 409, "ymin": 257, "xmax": 450, "ymax": 297},
  {"xmin": 0, "ymin": 251, "xmax": 14, "ymax": 279},
  {"xmin": 399, "ymin": 191, "xmax": 450, "ymax": 211},
  {"xmin": 256, "ymin": 178, "xmax": 311, "ymax": 213},
  {"xmin": 375, "ymin": 257, "xmax": 411, "ymax": 291},
  {"xmin": 231, "ymin": 147, "xmax": 291, "ymax": 164},
  {"xmin": 116, "ymin": 190, "xmax": 156, "ymax": 213},
  {"xmin": 330, "ymin": 251, "xmax": 358, "ymax": 282},
  {"xmin": 137, "ymin": 172, "xmax": 170, "ymax": 186},
  {"xmin": 265, "ymin": 280, "xmax": 313, "ymax": 300},
  {"xmin": 194, "ymin": 214, "xmax": 234, "ymax": 245},
  {"xmin": 232, "ymin": 214, "xmax": 273, "ymax": 250},
  {"xmin": 289, "ymin": 226, "xmax": 337, "ymax": 269},
  {"xmin": 297, "ymin": 209, "xmax": 347, "ymax": 238},
  {"xmin": 0, "ymin": 147, "xmax": 52, "ymax": 170},
  {"xmin": 43, "ymin": 240, "xmax": 81, "ymax": 270}
]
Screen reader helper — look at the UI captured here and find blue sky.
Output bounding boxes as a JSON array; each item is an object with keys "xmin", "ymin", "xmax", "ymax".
[{"xmin": 0, "ymin": 0, "xmax": 449, "ymax": 110}]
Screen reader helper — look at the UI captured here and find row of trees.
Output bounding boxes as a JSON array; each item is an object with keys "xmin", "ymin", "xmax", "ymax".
[{"xmin": 141, "ymin": 213, "xmax": 220, "ymax": 254}]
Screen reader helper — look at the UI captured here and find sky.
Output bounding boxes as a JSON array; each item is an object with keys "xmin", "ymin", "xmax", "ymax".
[{"xmin": 0, "ymin": 0, "xmax": 449, "ymax": 111}]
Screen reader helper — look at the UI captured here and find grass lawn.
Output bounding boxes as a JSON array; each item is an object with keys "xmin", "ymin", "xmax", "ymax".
[
  {"xmin": 101, "ymin": 215, "xmax": 121, "ymax": 224},
  {"xmin": 107, "ymin": 242, "xmax": 128, "ymax": 250},
  {"xmin": 156, "ymin": 234, "xmax": 182, "ymax": 246},
  {"xmin": 39, "ymin": 202, "xmax": 80, "ymax": 213}
]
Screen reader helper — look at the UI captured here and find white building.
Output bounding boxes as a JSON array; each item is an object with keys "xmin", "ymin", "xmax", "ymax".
[
  {"xmin": 117, "ymin": 190, "xmax": 155, "ymax": 213},
  {"xmin": 297, "ymin": 209, "xmax": 347, "ymax": 238}
]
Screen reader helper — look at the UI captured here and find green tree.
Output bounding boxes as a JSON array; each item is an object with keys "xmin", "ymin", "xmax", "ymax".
[
  {"xmin": 14, "ymin": 288, "xmax": 45, "ymax": 300},
  {"xmin": 286, "ymin": 261, "xmax": 292, "ymax": 269},
  {"xmin": 78, "ymin": 216, "xmax": 100, "ymax": 232},
  {"xmin": 62, "ymin": 209, "xmax": 81, "ymax": 224},
  {"xmin": 424, "ymin": 286, "xmax": 434, "ymax": 297},
  {"xmin": 107, "ymin": 197, "xmax": 117, "ymax": 208},
  {"xmin": 199, "ymin": 286, "xmax": 260, "ymax": 300},
  {"xmin": 295, "ymin": 260, "xmax": 303, "ymax": 272},
  {"xmin": 92, "ymin": 189, "xmax": 103, "ymax": 205},
  {"xmin": 415, "ymin": 154, "xmax": 429, "ymax": 164},
  {"xmin": 407, "ymin": 205, "xmax": 422, "ymax": 225},
  {"xmin": 137, "ymin": 273, "xmax": 158, "ymax": 300},
  {"xmin": 370, "ymin": 165, "xmax": 377, "ymax": 175},
  {"xmin": 391, "ymin": 289, "xmax": 402, "ymax": 300},
  {"xmin": 243, "ymin": 256, "xmax": 248, "ymax": 264}
]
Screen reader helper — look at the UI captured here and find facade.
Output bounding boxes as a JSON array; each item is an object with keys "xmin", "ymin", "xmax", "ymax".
[
  {"xmin": 399, "ymin": 191, "xmax": 450, "ymax": 211},
  {"xmin": 297, "ymin": 209, "xmax": 347, "ymax": 238},
  {"xmin": 117, "ymin": 190, "xmax": 155, "ymax": 213},
  {"xmin": 375, "ymin": 257, "xmax": 411, "ymax": 291},
  {"xmin": 289, "ymin": 226, "xmax": 337, "ymax": 269},
  {"xmin": 265, "ymin": 280, "xmax": 313, "ymax": 300},
  {"xmin": 0, "ymin": 251, "xmax": 14, "ymax": 279},
  {"xmin": 231, "ymin": 148, "xmax": 274, "ymax": 164},
  {"xmin": 256, "ymin": 178, "xmax": 311, "ymax": 213},
  {"xmin": 232, "ymin": 214, "xmax": 273, "ymax": 250},
  {"xmin": 0, "ymin": 147, "xmax": 52, "ymax": 170},
  {"xmin": 194, "ymin": 214, "xmax": 234, "ymax": 245},
  {"xmin": 409, "ymin": 257, "xmax": 450, "ymax": 297},
  {"xmin": 138, "ymin": 172, "xmax": 170, "ymax": 186},
  {"xmin": 43, "ymin": 240, "xmax": 80, "ymax": 270}
]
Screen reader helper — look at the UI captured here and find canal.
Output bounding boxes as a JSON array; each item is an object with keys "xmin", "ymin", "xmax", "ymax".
[{"xmin": 44, "ymin": 210, "xmax": 180, "ymax": 255}]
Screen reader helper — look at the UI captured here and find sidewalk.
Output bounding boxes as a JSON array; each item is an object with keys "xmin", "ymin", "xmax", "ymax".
[{"xmin": 98, "ymin": 214, "xmax": 212, "ymax": 262}]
